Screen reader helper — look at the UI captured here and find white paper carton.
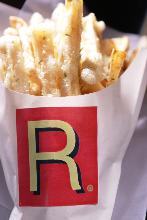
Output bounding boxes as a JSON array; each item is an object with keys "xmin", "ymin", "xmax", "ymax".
[
  {"xmin": 0, "ymin": 1, "xmax": 147, "ymax": 220},
  {"xmin": 0, "ymin": 49, "xmax": 146, "ymax": 220}
]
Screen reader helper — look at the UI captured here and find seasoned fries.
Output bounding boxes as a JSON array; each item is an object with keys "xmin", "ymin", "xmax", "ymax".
[
  {"xmin": 19, "ymin": 27, "xmax": 42, "ymax": 95},
  {"xmin": 0, "ymin": 36, "xmax": 29, "ymax": 93},
  {"xmin": 108, "ymin": 50, "xmax": 126, "ymax": 81},
  {"xmin": 101, "ymin": 37, "xmax": 129, "ymax": 56},
  {"xmin": 80, "ymin": 13, "xmax": 107, "ymax": 94},
  {"xmin": 0, "ymin": 0, "xmax": 136, "ymax": 96},
  {"xmin": 53, "ymin": 0, "xmax": 83, "ymax": 96},
  {"xmin": 80, "ymin": 14, "xmax": 103, "ymax": 83}
]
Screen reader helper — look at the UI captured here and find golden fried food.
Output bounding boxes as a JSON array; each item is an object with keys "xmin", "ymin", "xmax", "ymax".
[{"xmin": 0, "ymin": 0, "xmax": 135, "ymax": 96}]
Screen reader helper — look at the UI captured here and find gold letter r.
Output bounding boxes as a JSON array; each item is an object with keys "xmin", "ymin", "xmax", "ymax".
[{"xmin": 28, "ymin": 120, "xmax": 84, "ymax": 194}]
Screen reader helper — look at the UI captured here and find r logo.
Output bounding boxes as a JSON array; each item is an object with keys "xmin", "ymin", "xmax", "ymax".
[
  {"xmin": 16, "ymin": 107, "xmax": 98, "ymax": 206},
  {"xmin": 28, "ymin": 120, "xmax": 84, "ymax": 194}
]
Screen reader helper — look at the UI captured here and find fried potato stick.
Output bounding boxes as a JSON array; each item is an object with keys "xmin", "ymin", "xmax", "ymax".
[
  {"xmin": 0, "ymin": 36, "xmax": 29, "ymax": 93},
  {"xmin": 101, "ymin": 37, "xmax": 129, "ymax": 56},
  {"xmin": 29, "ymin": 12, "xmax": 44, "ymax": 26},
  {"xmin": 94, "ymin": 20, "xmax": 106, "ymax": 37},
  {"xmin": 51, "ymin": 3, "xmax": 66, "ymax": 22},
  {"xmin": 108, "ymin": 49, "xmax": 126, "ymax": 83},
  {"xmin": 30, "ymin": 24, "xmax": 61, "ymax": 96},
  {"xmin": 81, "ymin": 80, "xmax": 104, "ymax": 94},
  {"xmin": 53, "ymin": 0, "xmax": 83, "ymax": 96},
  {"xmin": 18, "ymin": 27, "xmax": 42, "ymax": 95},
  {"xmin": 9, "ymin": 16, "xmax": 27, "ymax": 29},
  {"xmin": 80, "ymin": 13, "xmax": 107, "ymax": 93}
]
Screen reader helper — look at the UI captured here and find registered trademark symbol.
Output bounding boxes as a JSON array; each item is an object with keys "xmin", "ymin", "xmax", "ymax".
[{"xmin": 87, "ymin": 184, "xmax": 94, "ymax": 192}]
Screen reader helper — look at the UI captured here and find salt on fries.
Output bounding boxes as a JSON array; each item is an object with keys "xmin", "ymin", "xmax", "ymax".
[
  {"xmin": 52, "ymin": 0, "xmax": 83, "ymax": 96},
  {"xmin": 80, "ymin": 13, "xmax": 106, "ymax": 94},
  {"xmin": 0, "ymin": 0, "xmax": 137, "ymax": 96}
]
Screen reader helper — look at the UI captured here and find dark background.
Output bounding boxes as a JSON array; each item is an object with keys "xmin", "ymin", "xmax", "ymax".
[
  {"xmin": 0, "ymin": 0, "xmax": 147, "ymax": 219},
  {"xmin": 84, "ymin": 0, "xmax": 147, "ymax": 33},
  {"xmin": 0, "ymin": 0, "xmax": 25, "ymax": 9}
]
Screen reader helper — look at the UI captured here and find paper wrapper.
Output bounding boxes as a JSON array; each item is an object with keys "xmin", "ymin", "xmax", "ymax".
[{"xmin": 0, "ymin": 2, "xmax": 147, "ymax": 220}]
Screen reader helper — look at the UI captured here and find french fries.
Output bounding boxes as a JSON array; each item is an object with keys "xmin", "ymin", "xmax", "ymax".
[
  {"xmin": 80, "ymin": 14, "xmax": 103, "ymax": 82},
  {"xmin": 80, "ymin": 13, "xmax": 106, "ymax": 94},
  {"xmin": 0, "ymin": 36, "xmax": 30, "ymax": 93},
  {"xmin": 9, "ymin": 16, "xmax": 27, "ymax": 29},
  {"xmin": 101, "ymin": 37, "xmax": 129, "ymax": 56},
  {"xmin": 108, "ymin": 50, "xmax": 126, "ymax": 82},
  {"xmin": 94, "ymin": 20, "xmax": 106, "ymax": 37},
  {"xmin": 18, "ymin": 27, "xmax": 42, "ymax": 95},
  {"xmin": 30, "ymin": 23, "xmax": 61, "ymax": 96},
  {"xmin": 53, "ymin": 0, "xmax": 83, "ymax": 96},
  {"xmin": 29, "ymin": 12, "xmax": 44, "ymax": 26},
  {"xmin": 0, "ymin": 0, "xmax": 135, "ymax": 96}
]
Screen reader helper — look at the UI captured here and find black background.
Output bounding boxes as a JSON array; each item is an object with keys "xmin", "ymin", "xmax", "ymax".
[
  {"xmin": 0, "ymin": 0, "xmax": 25, "ymax": 9},
  {"xmin": 84, "ymin": 0, "xmax": 147, "ymax": 33}
]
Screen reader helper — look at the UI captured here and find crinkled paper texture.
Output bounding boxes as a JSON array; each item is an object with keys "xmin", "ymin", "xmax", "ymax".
[{"xmin": 0, "ymin": 2, "xmax": 147, "ymax": 220}]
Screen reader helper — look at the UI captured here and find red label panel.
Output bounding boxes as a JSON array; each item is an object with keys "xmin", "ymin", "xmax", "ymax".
[{"xmin": 16, "ymin": 107, "xmax": 98, "ymax": 207}]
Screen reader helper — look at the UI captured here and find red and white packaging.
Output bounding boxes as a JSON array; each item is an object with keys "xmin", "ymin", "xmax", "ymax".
[{"xmin": 0, "ymin": 1, "xmax": 147, "ymax": 220}]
